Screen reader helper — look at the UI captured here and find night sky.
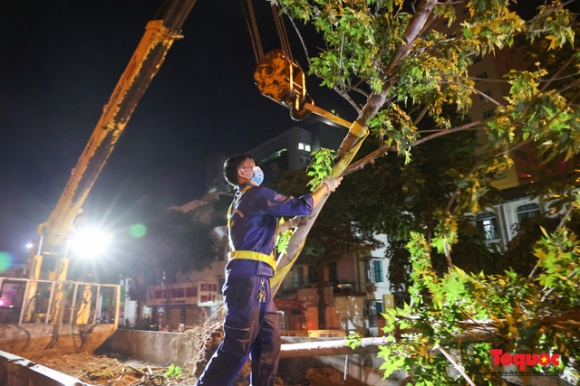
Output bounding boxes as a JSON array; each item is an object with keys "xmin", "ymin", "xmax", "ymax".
[
  {"xmin": 0, "ymin": 0, "xmax": 355, "ymax": 265},
  {"xmin": 0, "ymin": 0, "xmax": 553, "ymax": 266}
]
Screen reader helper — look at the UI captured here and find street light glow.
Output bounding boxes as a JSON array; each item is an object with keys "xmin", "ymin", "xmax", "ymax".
[{"xmin": 71, "ymin": 228, "xmax": 112, "ymax": 258}]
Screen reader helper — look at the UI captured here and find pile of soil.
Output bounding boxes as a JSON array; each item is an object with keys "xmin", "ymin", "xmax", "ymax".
[
  {"xmin": 35, "ymin": 352, "xmax": 198, "ymax": 385},
  {"xmin": 34, "ymin": 322, "xmax": 284, "ymax": 385}
]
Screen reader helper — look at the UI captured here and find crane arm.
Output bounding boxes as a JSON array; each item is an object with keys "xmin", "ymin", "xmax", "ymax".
[{"xmin": 38, "ymin": 0, "xmax": 198, "ymax": 252}]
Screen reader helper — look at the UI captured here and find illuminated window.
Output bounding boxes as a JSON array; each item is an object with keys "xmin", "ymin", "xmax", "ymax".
[
  {"xmin": 475, "ymin": 212, "xmax": 500, "ymax": 240},
  {"xmin": 517, "ymin": 203, "xmax": 540, "ymax": 222},
  {"xmin": 298, "ymin": 142, "xmax": 311, "ymax": 151}
]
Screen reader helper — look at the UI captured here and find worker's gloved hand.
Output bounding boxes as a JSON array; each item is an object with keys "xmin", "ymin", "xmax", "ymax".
[
  {"xmin": 289, "ymin": 216, "xmax": 308, "ymax": 228},
  {"xmin": 323, "ymin": 177, "xmax": 343, "ymax": 192}
]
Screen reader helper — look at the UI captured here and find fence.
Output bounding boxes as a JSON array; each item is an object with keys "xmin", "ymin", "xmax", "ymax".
[{"xmin": 0, "ymin": 277, "xmax": 120, "ymax": 326}]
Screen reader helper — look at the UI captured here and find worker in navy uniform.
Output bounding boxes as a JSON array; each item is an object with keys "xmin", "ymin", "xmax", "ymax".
[{"xmin": 195, "ymin": 154, "xmax": 342, "ymax": 386}]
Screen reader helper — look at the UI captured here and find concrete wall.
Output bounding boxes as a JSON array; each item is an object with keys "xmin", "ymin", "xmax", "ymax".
[
  {"xmin": 97, "ymin": 329, "xmax": 196, "ymax": 368},
  {"xmin": 97, "ymin": 329, "xmax": 404, "ymax": 385},
  {"xmin": 0, "ymin": 350, "xmax": 88, "ymax": 386}
]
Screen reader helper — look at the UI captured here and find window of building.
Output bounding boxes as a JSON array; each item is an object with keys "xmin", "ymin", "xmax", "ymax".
[
  {"xmin": 475, "ymin": 72, "xmax": 488, "ymax": 79},
  {"xmin": 366, "ymin": 260, "xmax": 384, "ymax": 283},
  {"xmin": 472, "ymin": 55, "xmax": 483, "ymax": 64},
  {"xmin": 517, "ymin": 203, "xmax": 541, "ymax": 222},
  {"xmin": 475, "ymin": 212, "xmax": 500, "ymax": 240},
  {"xmin": 479, "ymin": 90, "xmax": 491, "ymax": 101},
  {"xmin": 308, "ymin": 265, "xmax": 317, "ymax": 284},
  {"xmin": 298, "ymin": 142, "xmax": 311, "ymax": 152},
  {"xmin": 329, "ymin": 262, "xmax": 338, "ymax": 283},
  {"xmin": 483, "ymin": 109, "xmax": 496, "ymax": 119},
  {"xmin": 367, "ymin": 301, "xmax": 384, "ymax": 327},
  {"xmin": 293, "ymin": 266, "xmax": 304, "ymax": 287},
  {"xmin": 171, "ymin": 287, "xmax": 185, "ymax": 298},
  {"xmin": 186, "ymin": 286, "xmax": 198, "ymax": 298}
]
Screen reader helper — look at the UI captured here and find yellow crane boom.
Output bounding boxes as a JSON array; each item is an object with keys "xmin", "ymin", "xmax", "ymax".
[{"xmin": 26, "ymin": 0, "xmax": 198, "ymax": 322}]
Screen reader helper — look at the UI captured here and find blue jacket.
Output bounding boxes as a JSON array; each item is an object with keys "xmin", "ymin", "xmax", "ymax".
[{"xmin": 229, "ymin": 184, "xmax": 314, "ymax": 257}]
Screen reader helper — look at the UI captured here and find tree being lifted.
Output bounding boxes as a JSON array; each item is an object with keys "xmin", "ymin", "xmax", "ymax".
[{"xmin": 266, "ymin": 0, "xmax": 579, "ymax": 383}]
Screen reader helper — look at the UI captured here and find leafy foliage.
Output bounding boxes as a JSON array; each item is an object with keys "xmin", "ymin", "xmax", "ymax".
[
  {"xmin": 277, "ymin": 0, "xmax": 579, "ymax": 382},
  {"xmin": 164, "ymin": 363, "xmax": 183, "ymax": 379},
  {"xmin": 276, "ymin": 219, "xmax": 294, "ymax": 254},
  {"xmin": 306, "ymin": 148, "xmax": 335, "ymax": 191},
  {"xmin": 378, "ymin": 197, "xmax": 580, "ymax": 384}
]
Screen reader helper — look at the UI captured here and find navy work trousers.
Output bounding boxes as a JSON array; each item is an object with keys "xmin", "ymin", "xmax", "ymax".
[{"xmin": 196, "ymin": 260, "xmax": 280, "ymax": 386}]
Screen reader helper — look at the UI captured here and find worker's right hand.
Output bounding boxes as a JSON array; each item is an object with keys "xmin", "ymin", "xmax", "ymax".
[{"xmin": 323, "ymin": 177, "xmax": 343, "ymax": 192}]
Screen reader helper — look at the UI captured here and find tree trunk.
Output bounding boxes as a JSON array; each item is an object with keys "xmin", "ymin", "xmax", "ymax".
[
  {"xmin": 279, "ymin": 329, "xmax": 498, "ymax": 358},
  {"xmin": 272, "ymin": 0, "xmax": 438, "ymax": 293},
  {"xmin": 316, "ymin": 261, "xmax": 327, "ymax": 330},
  {"xmin": 280, "ymin": 337, "xmax": 385, "ymax": 358}
]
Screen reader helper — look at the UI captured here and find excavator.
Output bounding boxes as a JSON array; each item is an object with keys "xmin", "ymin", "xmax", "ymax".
[{"xmin": 0, "ymin": 0, "xmax": 342, "ymax": 360}]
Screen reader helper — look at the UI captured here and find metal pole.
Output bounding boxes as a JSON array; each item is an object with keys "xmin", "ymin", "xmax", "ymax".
[
  {"xmin": 93, "ymin": 285, "xmax": 101, "ymax": 324},
  {"xmin": 114, "ymin": 285, "xmax": 121, "ymax": 326},
  {"xmin": 45, "ymin": 281, "xmax": 56, "ymax": 324},
  {"xmin": 36, "ymin": 235, "xmax": 43, "ymax": 255},
  {"xmin": 18, "ymin": 279, "xmax": 30, "ymax": 324},
  {"xmin": 69, "ymin": 282, "xmax": 79, "ymax": 325}
]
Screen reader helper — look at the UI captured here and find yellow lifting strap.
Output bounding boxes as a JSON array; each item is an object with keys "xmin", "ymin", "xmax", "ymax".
[{"xmin": 228, "ymin": 250, "xmax": 277, "ymax": 271}]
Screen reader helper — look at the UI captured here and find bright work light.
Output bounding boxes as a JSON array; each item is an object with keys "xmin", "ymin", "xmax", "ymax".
[{"xmin": 71, "ymin": 227, "xmax": 112, "ymax": 258}]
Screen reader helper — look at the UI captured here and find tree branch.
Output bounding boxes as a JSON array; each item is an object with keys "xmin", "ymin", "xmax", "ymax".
[
  {"xmin": 344, "ymin": 121, "xmax": 483, "ymax": 176},
  {"xmin": 383, "ymin": 0, "xmax": 438, "ymax": 78},
  {"xmin": 437, "ymin": 346, "xmax": 477, "ymax": 386},
  {"xmin": 541, "ymin": 268, "xmax": 579, "ymax": 302},
  {"xmin": 333, "ymin": 87, "xmax": 363, "ymax": 115},
  {"xmin": 540, "ymin": 55, "xmax": 577, "ymax": 92},
  {"xmin": 413, "ymin": 121, "xmax": 483, "ymax": 147},
  {"xmin": 343, "ymin": 144, "xmax": 395, "ymax": 176},
  {"xmin": 280, "ymin": 2, "xmax": 311, "ymax": 66},
  {"xmin": 441, "ymin": 81, "xmax": 502, "ymax": 106}
]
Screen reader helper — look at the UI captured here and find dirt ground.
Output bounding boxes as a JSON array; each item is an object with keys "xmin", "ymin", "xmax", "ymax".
[
  {"xmin": 35, "ymin": 352, "xmax": 199, "ymax": 385},
  {"xmin": 34, "ymin": 352, "xmax": 349, "ymax": 385},
  {"xmin": 33, "ymin": 321, "xmax": 345, "ymax": 386}
]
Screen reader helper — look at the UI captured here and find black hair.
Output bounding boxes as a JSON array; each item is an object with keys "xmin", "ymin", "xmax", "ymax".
[{"xmin": 223, "ymin": 154, "xmax": 252, "ymax": 187}]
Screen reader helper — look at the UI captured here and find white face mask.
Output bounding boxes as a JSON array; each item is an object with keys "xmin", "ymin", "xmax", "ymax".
[
  {"xmin": 250, "ymin": 166, "xmax": 264, "ymax": 186},
  {"xmin": 241, "ymin": 166, "xmax": 264, "ymax": 186}
]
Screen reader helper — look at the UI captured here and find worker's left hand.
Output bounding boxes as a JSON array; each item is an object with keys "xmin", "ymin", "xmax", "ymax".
[
  {"xmin": 323, "ymin": 177, "xmax": 343, "ymax": 192},
  {"xmin": 289, "ymin": 216, "xmax": 307, "ymax": 227}
]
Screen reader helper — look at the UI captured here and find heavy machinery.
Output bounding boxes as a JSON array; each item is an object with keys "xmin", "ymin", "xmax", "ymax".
[{"xmin": 0, "ymin": 0, "xmax": 198, "ymax": 358}]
